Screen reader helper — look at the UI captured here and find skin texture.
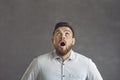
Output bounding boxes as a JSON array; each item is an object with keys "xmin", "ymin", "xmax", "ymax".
[{"xmin": 52, "ymin": 27, "xmax": 75, "ymax": 61}]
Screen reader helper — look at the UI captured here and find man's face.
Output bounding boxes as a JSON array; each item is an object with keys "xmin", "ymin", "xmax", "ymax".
[{"xmin": 52, "ymin": 27, "xmax": 75, "ymax": 56}]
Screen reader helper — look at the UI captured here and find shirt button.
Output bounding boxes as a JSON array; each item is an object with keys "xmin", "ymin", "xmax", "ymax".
[{"xmin": 62, "ymin": 75, "xmax": 65, "ymax": 77}]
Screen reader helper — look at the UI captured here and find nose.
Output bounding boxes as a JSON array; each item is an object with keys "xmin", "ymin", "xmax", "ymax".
[{"xmin": 61, "ymin": 33, "xmax": 65, "ymax": 40}]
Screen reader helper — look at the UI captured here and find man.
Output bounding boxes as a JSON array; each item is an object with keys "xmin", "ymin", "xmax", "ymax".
[{"xmin": 21, "ymin": 22, "xmax": 103, "ymax": 80}]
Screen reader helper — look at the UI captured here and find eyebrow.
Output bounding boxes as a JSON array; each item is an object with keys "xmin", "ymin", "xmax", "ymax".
[
  {"xmin": 64, "ymin": 30, "xmax": 72, "ymax": 33},
  {"xmin": 55, "ymin": 30, "xmax": 60, "ymax": 33}
]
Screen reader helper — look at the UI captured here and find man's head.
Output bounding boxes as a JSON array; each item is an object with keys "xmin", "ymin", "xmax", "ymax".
[
  {"xmin": 52, "ymin": 22, "xmax": 75, "ymax": 56},
  {"xmin": 53, "ymin": 22, "xmax": 75, "ymax": 38}
]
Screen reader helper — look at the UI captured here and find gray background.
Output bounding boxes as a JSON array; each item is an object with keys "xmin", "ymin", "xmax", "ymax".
[{"xmin": 0, "ymin": 0, "xmax": 120, "ymax": 80}]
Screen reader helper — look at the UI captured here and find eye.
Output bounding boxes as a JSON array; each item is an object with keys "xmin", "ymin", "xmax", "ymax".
[
  {"xmin": 55, "ymin": 32, "xmax": 61, "ymax": 36},
  {"xmin": 65, "ymin": 32, "xmax": 70, "ymax": 36},
  {"xmin": 66, "ymin": 32, "xmax": 69, "ymax": 34}
]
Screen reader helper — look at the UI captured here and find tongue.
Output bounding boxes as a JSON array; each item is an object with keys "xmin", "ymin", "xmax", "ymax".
[{"xmin": 60, "ymin": 42, "xmax": 65, "ymax": 46}]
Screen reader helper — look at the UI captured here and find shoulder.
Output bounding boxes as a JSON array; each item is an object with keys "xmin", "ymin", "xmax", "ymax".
[
  {"xmin": 35, "ymin": 51, "xmax": 53, "ymax": 63},
  {"xmin": 73, "ymin": 51, "xmax": 93, "ymax": 64},
  {"xmin": 74, "ymin": 51, "xmax": 97, "ymax": 67},
  {"xmin": 74, "ymin": 51, "xmax": 90, "ymax": 60}
]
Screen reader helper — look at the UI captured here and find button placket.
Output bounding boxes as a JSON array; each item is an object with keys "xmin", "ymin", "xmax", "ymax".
[{"xmin": 61, "ymin": 61, "xmax": 65, "ymax": 80}]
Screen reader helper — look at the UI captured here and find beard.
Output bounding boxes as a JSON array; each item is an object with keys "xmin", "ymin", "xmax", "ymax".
[{"xmin": 54, "ymin": 43, "xmax": 73, "ymax": 56}]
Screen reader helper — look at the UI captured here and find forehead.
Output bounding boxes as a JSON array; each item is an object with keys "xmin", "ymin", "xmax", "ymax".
[{"xmin": 55, "ymin": 26, "xmax": 72, "ymax": 33}]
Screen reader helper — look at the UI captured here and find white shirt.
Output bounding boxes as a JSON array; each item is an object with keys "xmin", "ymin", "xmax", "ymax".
[{"xmin": 21, "ymin": 50, "xmax": 103, "ymax": 80}]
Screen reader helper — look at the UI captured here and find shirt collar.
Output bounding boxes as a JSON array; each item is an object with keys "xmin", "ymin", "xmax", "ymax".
[{"xmin": 52, "ymin": 50, "xmax": 75, "ymax": 60}]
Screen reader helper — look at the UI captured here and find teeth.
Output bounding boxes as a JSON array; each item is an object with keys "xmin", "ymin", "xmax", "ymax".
[{"xmin": 60, "ymin": 42, "xmax": 65, "ymax": 46}]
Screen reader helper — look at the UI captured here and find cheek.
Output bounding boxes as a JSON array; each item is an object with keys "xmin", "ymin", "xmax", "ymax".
[
  {"xmin": 67, "ymin": 39, "xmax": 74, "ymax": 45},
  {"xmin": 53, "ymin": 38, "xmax": 59, "ymax": 44},
  {"xmin": 66, "ymin": 40, "xmax": 72, "ymax": 45}
]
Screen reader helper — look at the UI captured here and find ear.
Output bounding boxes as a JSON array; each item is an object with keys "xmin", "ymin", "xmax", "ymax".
[{"xmin": 72, "ymin": 38, "xmax": 75, "ymax": 45}]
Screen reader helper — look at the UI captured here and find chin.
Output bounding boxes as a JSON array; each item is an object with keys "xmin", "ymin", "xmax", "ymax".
[
  {"xmin": 55, "ymin": 44, "xmax": 73, "ymax": 56},
  {"xmin": 58, "ymin": 51, "xmax": 67, "ymax": 56},
  {"xmin": 56, "ymin": 49, "xmax": 69, "ymax": 56}
]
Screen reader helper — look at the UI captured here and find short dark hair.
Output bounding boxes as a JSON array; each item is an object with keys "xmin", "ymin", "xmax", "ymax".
[{"xmin": 53, "ymin": 22, "xmax": 75, "ymax": 37}]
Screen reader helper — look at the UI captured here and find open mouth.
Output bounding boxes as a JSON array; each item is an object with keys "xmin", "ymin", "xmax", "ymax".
[{"xmin": 60, "ymin": 42, "xmax": 65, "ymax": 46}]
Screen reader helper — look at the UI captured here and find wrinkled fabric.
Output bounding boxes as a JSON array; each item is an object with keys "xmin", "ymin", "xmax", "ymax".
[{"xmin": 21, "ymin": 50, "xmax": 103, "ymax": 80}]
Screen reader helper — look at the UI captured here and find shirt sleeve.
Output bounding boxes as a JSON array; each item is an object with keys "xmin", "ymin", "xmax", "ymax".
[
  {"xmin": 21, "ymin": 58, "xmax": 40, "ymax": 80},
  {"xmin": 87, "ymin": 59, "xmax": 103, "ymax": 80}
]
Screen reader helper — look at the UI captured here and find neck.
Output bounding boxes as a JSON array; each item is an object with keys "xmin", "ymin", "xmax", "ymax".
[{"xmin": 60, "ymin": 50, "xmax": 71, "ymax": 61}]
